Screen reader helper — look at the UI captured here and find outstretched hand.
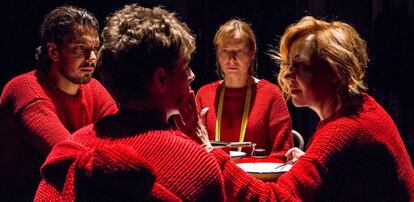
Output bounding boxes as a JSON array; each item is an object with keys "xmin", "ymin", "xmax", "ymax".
[{"xmin": 173, "ymin": 91, "xmax": 212, "ymax": 152}]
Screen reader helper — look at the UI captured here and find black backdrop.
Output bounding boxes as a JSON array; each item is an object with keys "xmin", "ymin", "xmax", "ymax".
[{"xmin": 1, "ymin": 0, "xmax": 413, "ymax": 160}]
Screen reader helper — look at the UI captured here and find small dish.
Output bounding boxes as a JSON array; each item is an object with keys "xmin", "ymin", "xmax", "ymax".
[
  {"xmin": 230, "ymin": 151, "xmax": 247, "ymax": 161},
  {"xmin": 236, "ymin": 162, "xmax": 292, "ymax": 181}
]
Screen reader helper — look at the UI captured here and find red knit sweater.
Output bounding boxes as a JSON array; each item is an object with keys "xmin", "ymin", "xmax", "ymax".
[
  {"xmin": 0, "ymin": 70, "xmax": 117, "ymax": 201},
  {"xmin": 212, "ymin": 93, "xmax": 414, "ymax": 201},
  {"xmin": 35, "ymin": 94, "xmax": 413, "ymax": 201},
  {"xmin": 38, "ymin": 109, "xmax": 226, "ymax": 201},
  {"xmin": 196, "ymin": 79, "xmax": 292, "ymax": 158},
  {"xmin": 35, "ymin": 142, "xmax": 183, "ymax": 201}
]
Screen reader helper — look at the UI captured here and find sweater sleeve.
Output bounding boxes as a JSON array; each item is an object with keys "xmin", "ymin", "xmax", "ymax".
[
  {"xmin": 208, "ymin": 120, "xmax": 346, "ymax": 201},
  {"xmin": 210, "ymin": 142, "xmax": 325, "ymax": 201},
  {"xmin": 1, "ymin": 73, "xmax": 72, "ymax": 156},
  {"xmin": 89, "ymin": 79, "xmax": 118, "ymax": 120},
  {"xmin": 17, "ymin": 99, "xmax": 71, "ymax": 155},
  {"xmin": 267, "ymin": 86, "xmax": 293, "ymax": 159},
  {"xmin": 272, "ymin": 120, "xmax": 360, "ymax": 201},
  {"xmin": 211, "ymin": 149, "xmax": 278, "ymax": 201}
]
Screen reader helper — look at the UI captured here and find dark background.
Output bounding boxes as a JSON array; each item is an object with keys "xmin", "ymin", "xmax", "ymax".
[{"xmin": 1, "ymin": 0, "xmax": 413, "ymax": 160}]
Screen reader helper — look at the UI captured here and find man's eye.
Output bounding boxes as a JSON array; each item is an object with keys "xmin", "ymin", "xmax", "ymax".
[
  {"xmin": 92, "ymin": 47, "xmax": 99, "ymax": 54},
  {"xmin": 75, "ymin": 46, "xmax": 85, "ymax": 51}
]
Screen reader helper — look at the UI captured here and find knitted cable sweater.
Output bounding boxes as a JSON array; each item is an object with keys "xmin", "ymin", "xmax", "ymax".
[
  {"xmin": 40, "ymin": 109, "xmax": 226, "ymax": 201},
  {"xmin": 0, "ymin": 70, "xmax": 118, "ymax": 201},
  {"xmin": 211, "ymin": 93, "xmax": 414, "ymax": 201},
  {"xmin": 196, "ymin": 79, "xmax": 292, "ymax": 158}
]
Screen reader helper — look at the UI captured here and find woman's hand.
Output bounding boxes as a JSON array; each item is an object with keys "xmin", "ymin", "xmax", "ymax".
[
  {"xmin": 285, "ymin": 147, "xmax": 305, "ymax": 164},
  {"xmin": 173, "ymin": 91, "xmax": 212, "ymax": 152}
]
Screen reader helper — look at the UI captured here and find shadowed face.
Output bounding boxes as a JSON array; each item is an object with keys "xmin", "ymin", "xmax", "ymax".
[
  {"xmin": 284, "ymin": 35, "xmax": 335, "ymax": 108},
  {"xmin": 54, "ymin": 26, "xmax": 99, "ymax": 84},
  {"xmin": 216, "ymin": 36, "xmax": 254, "ymax": 78},
  {"xmin": 165, "ymin": 58, "xmax": 195, "ymax": 114}
]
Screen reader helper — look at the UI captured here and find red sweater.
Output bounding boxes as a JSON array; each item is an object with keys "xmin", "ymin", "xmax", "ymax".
[
  {"xmin": 35, "ymin": 94, "xmax": 414, "ymax": 201},
  {"xmin": 196, "ymin": 79, "xmax": 292, "ymax": 158},
  {"xmin": 0, "ymin": 70, "xmax": 117, "ymax": 201},
  {"xmin": 35, "ymin": 142, "xmax": 183, "ymax": 201},
  {"xmin": 212, "ymin": 93, "xmax": 414, "ymax": 201},
  {"xmin": 36, "ymin": 109, "xmax": 226, "ymax": 201}
]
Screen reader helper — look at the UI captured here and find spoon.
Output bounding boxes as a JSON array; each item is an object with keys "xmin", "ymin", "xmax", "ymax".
[{"xmin": 272, "ymin": 159, "xmax": 297, "ymax": 171}]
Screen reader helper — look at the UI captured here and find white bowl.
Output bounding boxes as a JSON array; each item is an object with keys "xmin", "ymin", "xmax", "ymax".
[
  {"xmin": 236, "ymin": 162, "xmax": 292, "ymax": 181},
  {"xmin": 230, "ymin": 151, "xmax": 246, "ymax": 161}
]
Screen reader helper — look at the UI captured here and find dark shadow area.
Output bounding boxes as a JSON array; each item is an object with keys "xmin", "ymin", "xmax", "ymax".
[{"xmin": 316, "ymin": 141, "xmax": 409, "ymax": 201}]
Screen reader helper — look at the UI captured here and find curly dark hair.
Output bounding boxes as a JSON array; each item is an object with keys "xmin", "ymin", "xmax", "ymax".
[
  {"xmin": 35, "ymin": 5, "xmax": 99, "ymax": 71},
  {"xmin": 98, "ymin": 4, "xmax": 195, "ymax": 103}
]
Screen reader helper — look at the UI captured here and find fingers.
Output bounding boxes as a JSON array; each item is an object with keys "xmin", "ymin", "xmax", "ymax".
[
  {"xmin": 292, "ymin": 148, "xmax": 305, "ymax": 158},
  {"xmin": 178, "ymin": 91, "xmax": 198, "ymax": 126},
  {"xmin": 285, "ymin": 147, "xmax": 305, "ymax": 162},
  {"xmin": 195, "ymin": 123, "xmax": 212, "ymax": 152},
  {"xmin": 285, "ymin": 147, "xmax": 295, "ymax": 160},
  {"xmin": 200, "ymin": 107, "xmax": 209, "ymax": 126}
]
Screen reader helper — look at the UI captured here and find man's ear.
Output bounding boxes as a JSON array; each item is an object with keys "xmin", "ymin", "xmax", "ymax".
[
  {"xmin": 47, "ymin": 42, "xmax": 59, "ymax": 62},
  {"xmin": 152, "ymin": 67, "xmax": 168, "ymax": 93}
]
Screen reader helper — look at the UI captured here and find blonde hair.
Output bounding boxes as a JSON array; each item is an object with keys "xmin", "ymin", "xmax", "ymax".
[
  {"xmin": 214, "ymin": 19, "xmax": 257, "ymax": 77},
  {"xmin": 275, "ymin": 16, "xmax": 368, "ymax": 99},
  {"xmin": 214, "ymin": 19, "xmax": 257, "ymax": 52}
]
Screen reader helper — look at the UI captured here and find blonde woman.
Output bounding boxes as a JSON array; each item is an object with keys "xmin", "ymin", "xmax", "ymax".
[{"xmin": 196, "ymin": 19, "xmax": 292, "ymax": 158}]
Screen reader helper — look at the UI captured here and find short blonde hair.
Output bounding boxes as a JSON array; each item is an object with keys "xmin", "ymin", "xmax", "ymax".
[
  {"xmin": 214, "ymin": 19, "xmax": 256, "ymax": 52},
  {"xmin": 275, "ymin": 16, "xmax": 368, "ymax": 99}
]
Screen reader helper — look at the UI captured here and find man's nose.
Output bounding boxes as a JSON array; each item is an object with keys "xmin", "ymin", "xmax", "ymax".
[
  {"xmin": 227, "ymin": 52, "xmax": 237, "ymax": 61},
  {"xmin": 188, "ymin": 69, "xmax": 195, "ymax": 83},
  {"xmin": 86, "ymin": 50, "xmax": 97, "ymax": 61}
]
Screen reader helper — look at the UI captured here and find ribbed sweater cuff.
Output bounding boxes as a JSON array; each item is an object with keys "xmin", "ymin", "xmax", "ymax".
[{"xmin": 210, "ymin": 149, "xmax": 230, "ymax": 168}]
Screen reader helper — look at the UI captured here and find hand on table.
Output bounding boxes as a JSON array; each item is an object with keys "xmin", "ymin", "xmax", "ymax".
[{"xmin": 285, "ymin": 147, "xmax": 305, "ymax": 164}]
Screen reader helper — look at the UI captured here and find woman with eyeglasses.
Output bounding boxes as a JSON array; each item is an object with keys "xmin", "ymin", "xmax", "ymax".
[{"xmin": 195, "ymin": 19, "xmax": 293, "ymax": 158}]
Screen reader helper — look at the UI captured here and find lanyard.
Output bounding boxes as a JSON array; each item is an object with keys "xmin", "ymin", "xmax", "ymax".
[{"xmin": 215, "ymin": 78, "xmax": 252, "ymax": 152}]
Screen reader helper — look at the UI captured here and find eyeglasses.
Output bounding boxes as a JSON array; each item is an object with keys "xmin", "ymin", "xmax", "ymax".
[{"xmin": 217, "ymin": 47, "xmax": 251, "ymax": 58}]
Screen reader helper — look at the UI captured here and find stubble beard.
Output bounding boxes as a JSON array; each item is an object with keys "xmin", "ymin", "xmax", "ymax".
[{"xmin": 60, "ymin": 68, "xmax": 93, "ymax": 84}]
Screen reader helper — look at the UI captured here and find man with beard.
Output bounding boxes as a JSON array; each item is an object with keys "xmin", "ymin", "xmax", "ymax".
[{"xmin": 0, "ymin": 6, "xmax": 117, "ymax": 201}]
